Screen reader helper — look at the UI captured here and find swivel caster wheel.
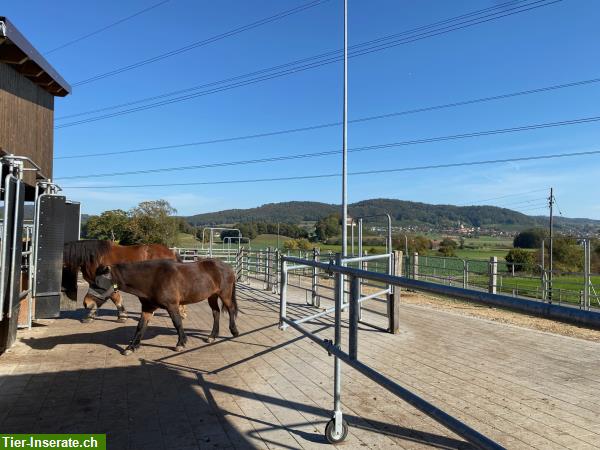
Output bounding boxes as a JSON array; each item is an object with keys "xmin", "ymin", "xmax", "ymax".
[{"xmin": 324, "ymin": 418, "xmax": 349, "ymax": 444}]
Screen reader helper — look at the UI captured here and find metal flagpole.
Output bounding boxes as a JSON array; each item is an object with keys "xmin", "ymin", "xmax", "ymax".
[
  {"xmin": 330, "ymin": 0, "xmax": 349, "ymax": 442},
  {"xmin": 341, "ymin": 0, "xmax": 348, "ymax": 258}
]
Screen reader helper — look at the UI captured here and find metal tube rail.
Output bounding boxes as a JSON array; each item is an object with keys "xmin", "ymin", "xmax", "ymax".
[
  {"xmin": 284, "ymin": 256, "xmax": 600, "ymax": 328},
  {"xmin": 342, "ymin": 253, "xmax": 391, "ymax": 264}
]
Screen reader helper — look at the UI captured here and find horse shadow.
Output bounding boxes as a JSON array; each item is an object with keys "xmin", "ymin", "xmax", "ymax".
[{"xmin": 20, "ymin": 308, "xmax": 217, "ymax": 354}]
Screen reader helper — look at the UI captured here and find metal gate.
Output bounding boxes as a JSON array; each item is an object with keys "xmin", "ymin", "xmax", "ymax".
[
  {"xmin": 0, "ymin": 172, "xmax": 25, "ymax": 353},
  {"xmin": 63, "ymin": 201, "xmax": 81, "ymax": 243},
  {"xmin": 33, "ymin": 192, "xmax": 66, "ymax": 319}
]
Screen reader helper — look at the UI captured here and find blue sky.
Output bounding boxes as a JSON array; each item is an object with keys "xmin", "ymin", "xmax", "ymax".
[{"xmin": 4, "ymin": 0, "xmax": 600, "ymax": 218}]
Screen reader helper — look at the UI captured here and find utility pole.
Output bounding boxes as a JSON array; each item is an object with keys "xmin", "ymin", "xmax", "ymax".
[
  {"xmin": 277, "ymin": 222, "xmax": 280, "ymax": 250},
  {"xmin": 548, "ymin": 187, "xmax": 554, "ymax": 303}
]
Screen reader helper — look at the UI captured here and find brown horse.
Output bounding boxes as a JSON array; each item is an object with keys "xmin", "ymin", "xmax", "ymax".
[
  {"xmin": 62, "ymin": 240, "xmax": 181, "ymax": 323},
  {"xmin": 86, "ymin": 259, "xmax": 238, "ymax": 354}
]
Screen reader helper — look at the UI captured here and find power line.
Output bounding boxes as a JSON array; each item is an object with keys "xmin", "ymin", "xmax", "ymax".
[
  {"xmin": 45, "ymin": 0, "xmax": 172, "ymax": 55},
  {"xmin": 56, "ymin": 0, "xmax": 561, "ymax": 126},
  {"xmin": 495, "ymin": 197, "xmax": 548, "ymax": 208},
  {"xmin": 54, "ymin": 114, "xmax": 600, "ymax": 179},
  {"xmin": 57, "ymin": 0, "xmax": 532, "ymax": 119},
  {"xmin": 516, "ymin": 205, "xmax": 550, "ymax": 212},
  {"xmin": 459, "ymin": 189, "xmax": 548, "ymax": 206},
  {"xmin": 70, "ymin": 0, "xmax": 330, "ymax": 87},
  {"xmin": 54, "ymin": 76, "xmax": 600, "ymax": 159},
  {"xmin": 61, "ymin": 148, "xmax": 600, "ymax": 189}
]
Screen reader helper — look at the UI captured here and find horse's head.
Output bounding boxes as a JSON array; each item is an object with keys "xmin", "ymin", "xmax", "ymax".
[
  {"xmin": 83, "ymin": 265, "xmax": 115, "ymax": 309},
  {"xmin": 63, "ymin": 240, "xmax": 112, "ymax": 302}
]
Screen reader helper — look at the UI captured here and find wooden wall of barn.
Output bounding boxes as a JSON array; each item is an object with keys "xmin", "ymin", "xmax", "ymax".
[{"xmin": 0, "ymin": 61, "xmax": 54, "ymax": 186}]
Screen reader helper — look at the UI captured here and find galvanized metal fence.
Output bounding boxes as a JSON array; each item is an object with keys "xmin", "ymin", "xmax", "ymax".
[
  {"xmin": 405, "ymin": 250, "xmax": 599, "ymax": 310},
  {"xmin": 279, "ymin": 254, "xmax": 502, "ymax": 449}
]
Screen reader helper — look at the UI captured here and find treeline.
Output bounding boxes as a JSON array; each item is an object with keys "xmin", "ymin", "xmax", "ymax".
[
  {"xmin": 83, "ymin": 200, "xmax": 180, "ymax": 247},
  {"xmin": 507, "ymin": 228, "xmax": 600, "ymax": 272},
  {"xmin": 228, "ymin": 222, "xmax": 309, "ymax": 240},
  {"xmin": 184, "ymin": 198, "xmax": 600, "ymax": 231}
]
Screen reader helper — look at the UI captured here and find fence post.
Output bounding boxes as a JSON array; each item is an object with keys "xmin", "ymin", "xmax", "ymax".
[
  {"xmin": 349, "ymin": 275, "xmax": 359, "ymax": 359},
  {"xmin": 266, "ymin": 247, "xmax": 272, "ymax": 291},
  {"xmin": 312, "ymin": 248, "xmax": 320, "ymax": 307},
  {"xmin": 489, "ymin": 256, "xmax": 497, "ymax": 294},
  {"xmin": 413, "ymin": 252, "xmax": 419, "ymax": 280},
  {"xmin": 274, "ymin": 249, "xmax": 280, "ymax": 294},
  {"xmin": 395, "ymin": 250, "xmax": 403, "ymax": 278},
  {"xmin": 279, "ymin": 258, "xmax": 288, "ymax": 329},
  {"xmin": 387, "ymin": 250, "xmax": 401, "ymax": 334},
  {"xmin": 584, "ymin": 239, "xmax": 590, "ymax": 311}
]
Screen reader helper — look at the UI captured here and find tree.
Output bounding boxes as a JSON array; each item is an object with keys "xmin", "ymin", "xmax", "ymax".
[
  {"xmin": 513, "ymin": 228, "xmax": 547, "ymax": 249},
  {"xmin": 315, "ymin": 214, "xmax": 341, "ymax": 242},
  {"xmin": 392, "ymin": 234, "xmax": 432, "ymax": 254},
  {"xmin": 296, "ymin": 238, "xmax": 312, "ymax": 251},
  {"xmin": 505, "ymin": 248, "xmax": 536, "ymax": 272},
  {"xmin": 283, "ymin": 239, "xmax": 298, "ymax": 251},
  {"xmin": 550, "ymin": 237, "xmax": 584, "ymax": 272},
  {"xmin": 84, "ymin": 209, "xmax": 131, "ymax": 241},
  {"xmin": 592, "ymin": 239, "xmax": 600, "ymax": 272},
  {"xmin": 221, "ymin": 229, "xmax": 241, "ymax": 242},
  {"xmin": 438, "ymin": 238, "xmax": 457, "ymax": 257},
  {"xmin": 127, "ymin": 200, "xmax": 179, "ymax": 246},
  {"xmin": 283, "ymin": 238, "xmax": 312, "ymax": 251}
]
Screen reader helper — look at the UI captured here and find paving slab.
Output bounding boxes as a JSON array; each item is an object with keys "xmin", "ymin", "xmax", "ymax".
[{"xmin": 0, "ymin": 281, "xmax": 598, "ymax": 449}]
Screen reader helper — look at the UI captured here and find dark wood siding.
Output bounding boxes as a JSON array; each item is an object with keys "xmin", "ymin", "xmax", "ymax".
[{"xmin": 0, "ymin": 61, "xmax": 54, "ymax": 186}]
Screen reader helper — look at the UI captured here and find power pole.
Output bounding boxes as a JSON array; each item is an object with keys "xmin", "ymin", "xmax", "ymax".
[{"xmin": 548, "ymin": 187, "xmax": 554, "ymax": 303}]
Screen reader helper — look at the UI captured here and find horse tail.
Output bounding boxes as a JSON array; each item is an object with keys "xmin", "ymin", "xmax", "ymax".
[{"xmin": 230, "ymin": 282, "xmax": 238, "ymax": 318}]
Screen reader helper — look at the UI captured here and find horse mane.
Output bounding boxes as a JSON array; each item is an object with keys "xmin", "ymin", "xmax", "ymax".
[{"xmin": 63, "ymin": 240, "xmax": 113, "ymax": 273}]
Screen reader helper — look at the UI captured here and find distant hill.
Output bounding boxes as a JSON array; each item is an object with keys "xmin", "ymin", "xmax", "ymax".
[{"xmin": 185, "ymin": 198, "xmax": 600, "ymax": 233}]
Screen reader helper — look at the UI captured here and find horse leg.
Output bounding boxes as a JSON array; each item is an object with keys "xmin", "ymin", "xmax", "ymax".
[
  {"xmin": 81, "ymin": 302, "xmax": 97, "ymax": 323},
  {"xmin": 123, "ymin": 303, "xmax": 155, "ymax": 355},
  {"xmin": 179, "ymin": 304, "xmax": 187, "ymax": 320},
  {"xmin": 220, "ymin": 289, "xmax": 239, "ymax": 338},
  {"xmin": 82, "ymin": 294, "xmax": 104, "ymax": 323},
  {"xmin": 206, "ymin": 295, "xmax": 220, "ymax": 343},
  {"xmin": 110, "ymin": 291, "xmax": 128, "ymax": 322},
  {"xmin": 166, "ymin": 304, "xmax": 188, "ymax": 352}
]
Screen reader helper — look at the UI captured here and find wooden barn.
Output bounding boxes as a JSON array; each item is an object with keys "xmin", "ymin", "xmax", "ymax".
[
  {"xmin": 0, "ymin": 17, "xmax": 73, "ymax": 353},
  {"xmin": 0, "ymin": 16, "xmax": 71, "ymax": 191}
]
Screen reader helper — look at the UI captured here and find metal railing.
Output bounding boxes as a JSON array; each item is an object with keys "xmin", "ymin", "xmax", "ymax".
[
  {"xmin": 279, "ymin": 254, "xmax": 503, "ymax": 449},
  {"xmin": 406, "ymin": 252, "xmax": 600, "ymax": 310}
]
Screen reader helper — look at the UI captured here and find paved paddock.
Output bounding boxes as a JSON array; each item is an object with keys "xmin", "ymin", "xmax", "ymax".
[{"xmin": 1, "ymin": 282, "xmax": 599, "ymax": 449}]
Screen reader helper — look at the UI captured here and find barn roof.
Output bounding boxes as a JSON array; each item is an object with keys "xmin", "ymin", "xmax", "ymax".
[{"xmin": 0, "ymin": 17, "xmax": 71, "ymax": 97}]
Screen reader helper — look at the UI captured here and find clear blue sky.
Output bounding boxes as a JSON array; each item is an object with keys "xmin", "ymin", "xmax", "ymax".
[{"xmin": 4, "ymin": 0, "xmax": 600, "ymax": 218}]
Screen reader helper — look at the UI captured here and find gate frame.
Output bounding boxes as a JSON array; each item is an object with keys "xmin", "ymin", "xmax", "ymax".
[{"xmin": 279, "ymin": 255, "xmax": 503, "ymax": 449}]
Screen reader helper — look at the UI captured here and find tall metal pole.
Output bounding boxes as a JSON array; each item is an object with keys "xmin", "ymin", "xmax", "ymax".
[
  {"xmin": 331, "ymin": 0, "xmax": 348, "ymax": 441},
  {"xmin": 341, "ymin": 0, "xmax": 348, "ymax": 259},
  {"xmin": 548, "ymin": 187, "xmax": 553, "ymax": 303}
]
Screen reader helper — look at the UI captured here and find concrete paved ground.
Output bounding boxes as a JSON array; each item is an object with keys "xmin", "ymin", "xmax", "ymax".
[{"xmin": 0, "ymin": 281, "xmax": 599, "ymax": 449}]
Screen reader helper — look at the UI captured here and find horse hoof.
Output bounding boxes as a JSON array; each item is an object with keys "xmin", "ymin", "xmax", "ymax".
[
  {"xmin": 204, "ymin": 336, "xmax": 216, "ymax": 343},
  {"xmin": 81, "ymin": 317, "xmax": 94, "ymax": 324},
  {"xmin": 122, "ymin": 348, "xmax": 134, "ymax": 356},
  {"xmin": 174, "ymin": 345, "xmax": 185, "ymax": 352},
  {"xmin": 231, "ymin": 329, "xmax": 240, "ymax": 337},
  {"xmin": 117, "ymin": 317, "xmax": 127, "ymax": 323}
]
